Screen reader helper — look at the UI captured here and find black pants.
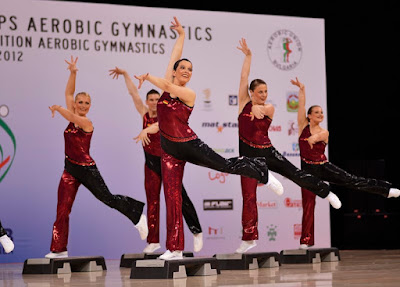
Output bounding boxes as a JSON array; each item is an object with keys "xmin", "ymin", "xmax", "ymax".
[
  {"xmin": 65, "ymin": 159, "xmax": 144, "ymax": 225},
  {"xmin": 301, "ymin": 161, "xmax": 391, "ymax": 197},
  {"xmin": 239, "ymin": 140, "xmax": 330, "ymax": 198},
  {"xmin": 161, "ymin": 137, "xmax": 269, "ymax": 184},
  {"xmin": 0, "ymin": 220, "xmax": 6, "ymax": 237},
  {"xmin": 145, "ymin": 152, "xmax": 202, "ymax": 234}
]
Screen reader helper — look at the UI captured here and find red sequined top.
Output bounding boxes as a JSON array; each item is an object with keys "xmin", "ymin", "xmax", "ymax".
[
  {"xmin": 64, "ymin": 122, "xmax": 95, "ymax": 166},
  {"xmin": 157, "ymin": 91, "xmax": 197, "ymax": 142},
  {"xmin": 238, "ymin": 101, "xmax": 272, "ymax": 148},
  {"xmin": 299, "ymin": 125, "xmax": 328, "ymax": 164},
  {"xmin": 142, "ymin": 112, "xmax": 161, "ymax": 157}
]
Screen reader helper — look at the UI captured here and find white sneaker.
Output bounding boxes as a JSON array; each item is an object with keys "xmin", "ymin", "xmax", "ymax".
[
  {"xmin": 266, "ymin": 172, "xmax": 284, "ymax": 196},
  {"xmin": 143, "ymin": 243, "xmax": 161, "ymax": 253},
  {"xmin": 235, "ymin": 240, "xmax": 257, "ymax": 254},
  {"xmin": 327, "ymin": 192, "xmax": 342, "ymax": 209},
  {"xmin": 135, "ymin": 214, "xmax": 148, "ymax": 240},
  {"xmin": 158, "ymin": 250, "xmax": 183, "ymax": 260},
  {"xmin": 45, "ymin": 251, "xmax": 68, "ymax": 259},
  {"xmin": 0, "ymin": 235, "xmax": 14, "ymax": 253},
  {"xmin": 193, "ymin": 233, "xmax": 203, "ymax": 252},
  {"xmin": 388, "ymin": 188, "xmax": 400, "ymax": 198},
  {"xmin": 299, "ymin": 244, "xmax": 314, "ymax": 250}
]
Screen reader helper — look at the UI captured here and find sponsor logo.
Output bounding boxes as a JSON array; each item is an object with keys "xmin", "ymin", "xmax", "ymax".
[
  {"xmin": 267, "ymin": 29, "xmax": 302, "ymax": 71},
  {"xmin": 212, "ymin": 148, "xmax": 235, "ymax": 154},
  {"xmin": 206, "ymin": 226, "xmax": 225, "ymax": 239},
  {"xmin": 208, "ymin": 171, "xmax": 229, "ymax": 183},
  {"xmin": 293, "ymin": 224, "xmax": 302, "ymax": 239},
  {"xmin": 257, "ymin": 200, "xmax": 278, "ymax": 209},
  {"xmin": 228, "ymin": 95, "xmax": 238, "ymax": 106},
  {"xmin": 201, "ymin": 121, "xmax": 238, "ymax": 133},
  {"xmin": 269, "ymin": 125, "xmax": 282, "ymax": 132},
  {"xmin": 282, "ymin": 143, "xmax": 300, "ymax": 157},
  {"xmin": 203, "ymin": 199, "xmax": 233, "ymax": 210},
  {"xmin": 288, "ymin": 119, "xmax": 298, "ymax": 136},
  {"xmin": 284, "ymin": 197, "xmax": 302, "ymax": 208},
  {"xmin": 267, "ymin": 224, "xmax": 278, "ymax": 241},
  {"xmin": 0, "ymin": 105, "xmax": 16, "ymax": 183},
  {"xmin": 286, "ymin": 92, "xmax": 299, "ymax": 112},
  {"xmin": 202, "ymin": 88, "xmax": 212, "ymax": 111}
]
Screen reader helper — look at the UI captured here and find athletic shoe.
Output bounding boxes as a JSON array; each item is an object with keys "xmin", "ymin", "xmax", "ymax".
[
  {"xmin": 143, "ymin": 243, "xmax": 161, "ymax": 253},
  {"xmin": 266, "ymin": 172, "xmax": 284, "ymax": 196},
  {"xmin": 299, "ymin": 244, "xmax": 314, "ymax": 250},
  {"xmin": 0, "ymin": 235, "xmax": 14, "ymax": 253},
  {"xmin": 45, "ymin": 251, "xmax": 68, "ymax": 259},
  {"xmin": 235, "ymin": 240, "xmax": 257, "ymax": 254},
  {"xmin": 135, "ymin": 214, "xmax": 148, "ymax": 240},
  {"xmin": 326, "ymin": 192, "xmax": 342, "ymax": 209},
  {"xmin": 388, "ymin": 188, "xmax": 400, "ymax": 198},
  {"xmin": 158, "ymin": 250, "xmax": 183, "ymax": 260},
  {"xmin": 193, "ymin": 232, "xmax": 203, "ymax": 252}
]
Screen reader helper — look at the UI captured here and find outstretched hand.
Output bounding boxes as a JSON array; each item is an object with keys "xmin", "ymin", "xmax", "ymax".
[
  {"xmin": 134, "ymin": 73, "xmax": 149, "ymax": 89},
  {"xmin": 65, "ymin": 56, "xmax": 78, "ymax": 72},
  {"xmin": 250, "ymin": 104, "xmax": 265, "ymax": 121},
  {"xmin": 133, "ymin": 130, "xmax": 151, "ymax": 146},
  {"xmin": 237, "ymin": 38, "xmax": 251, "ymax": 56},
  {"xmin": 290, "ymin": 77, "xmax": 304, "ymax": 89},
  {"xmin": 170, "ymin": 16, "xmax": 184, "ymax": 35},
  {"xmin": 49, "ymin": 105, "xmax": 59, "ymax": 118},
  {"xmin": 109, "ymin": 67, "xmax": 125, "ymax": 80}
]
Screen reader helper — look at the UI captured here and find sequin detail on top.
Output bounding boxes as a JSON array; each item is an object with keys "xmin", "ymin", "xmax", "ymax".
[
  {"xmin": 143, "ymin": 112, "xmax": 161, "ymax": 157},
  {"xmin": 238, "ymin": 101, "xmax": 272, "ymax": 147},
  {"xmin": 157, "ymin": 92, "xmax": 197, "ymax": 142},
  {"xmin": 299, "ymin": 125, "xmax": 328, "ymax": 164},
  {"xmin": 64, "ymin": 122, "xmax": 95, "ymax": 166}
]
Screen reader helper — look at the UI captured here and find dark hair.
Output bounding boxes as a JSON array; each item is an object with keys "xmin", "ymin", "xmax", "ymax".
[
  {"xmin": 146, "ymin": 89, "xmax": 160, "ymax": 100},
  {"xmin": 173, "ymin": 58, "xmax": 192, "ymax": 71},
  {"xmin": 249, "ymin": 79, "xmax": 267, "ymax": 91},
  {"xmin": 307, "ymin": 105, "xmax": 321, "ymax": 122}
]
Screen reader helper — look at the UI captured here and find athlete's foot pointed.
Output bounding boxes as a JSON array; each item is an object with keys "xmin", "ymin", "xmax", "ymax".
[
  {"xmin": 327, "ymin": 192, "xmax": 341, "ymax": 209},
  {"xmin": 266, "ymin": 172, "xmax": 284, "ymax": 196}
]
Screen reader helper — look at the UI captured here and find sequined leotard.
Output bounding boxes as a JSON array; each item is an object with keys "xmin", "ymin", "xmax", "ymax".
[
  {"xmin": 157, "ymin": 92, "xmax": 269, "ymax": 251},
  {"xmin": 49, "ymin": 122, "xmax": 144, "ymax": 253},
  {"xmin": 141, "ymin": 112, "xmax": 202, "ymax": 245}
]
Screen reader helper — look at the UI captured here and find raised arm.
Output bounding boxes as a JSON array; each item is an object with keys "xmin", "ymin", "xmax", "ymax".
[
  {"xmin": 135, "ymin": 73, "xmax": 195, "ymax": 107},
  {"xmin": 64, "ymin": 56, "xmax": 78, "ymax": 112},
  {"xmin": 49, "ymin": 105, "xmax": 93, "ymax": 132},
  {"xmin": 237, "ymin": 38, "xmax": 252, "ymax": 114},
  {"xmin": 109, "ymin": 67, "xmax": 147, "ymax": 117},
  {"xmin": 165, "ymin": 17, "xmax": 185, "ymax": 82},
  {"xmin": 291, "ymin": 77, "xmax": 308, "ymax": 132}
]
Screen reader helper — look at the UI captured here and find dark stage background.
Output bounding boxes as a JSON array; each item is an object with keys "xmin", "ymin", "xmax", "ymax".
[{"xmin": 58, "ymin": 1, "xmax": 400, "ymax": 249}]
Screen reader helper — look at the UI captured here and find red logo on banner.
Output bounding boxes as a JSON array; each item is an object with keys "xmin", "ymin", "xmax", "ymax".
[
  {"xmin": 293, "ymin": 224, "xmax": 302, "ymax": 239},
  {"xmin": 284, "ymin": 197, "xmax": 302, "ymax": 208},
  {"xmin": 208, "ymin": 171, "xmax": 229, "ymax": 183}
]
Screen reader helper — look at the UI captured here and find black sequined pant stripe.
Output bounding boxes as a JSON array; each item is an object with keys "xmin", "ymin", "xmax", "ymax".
[
  {"xmin": 144, "ymin": 152, "xmax": 202, "ymax": 234},
  {"xmin": 65, "ymin": 159, "xmax": 144, "ymax": 225},
  {"xmin": 301, "ymin": 161, "xmax": 391, "ymax": 197},
  {"xmin": 0, "ymin": 220, "xmax": 6, "ymax": 237},
  {"xmin": 239, "ymin": 140, "xmax": 330, "ymax": 198},
  {"xmin": 161, "ymin": 137, "xmax": 269, "ymax": 184}
]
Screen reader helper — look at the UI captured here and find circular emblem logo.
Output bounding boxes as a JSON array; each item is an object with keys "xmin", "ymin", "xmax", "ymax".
[
  {"xmin": 0, "ymin": 105, "xmax": 9, "ymax": 117},
  {"xmin": 267, "ymin": 29, "xmax": 302, "ymax": 71}
]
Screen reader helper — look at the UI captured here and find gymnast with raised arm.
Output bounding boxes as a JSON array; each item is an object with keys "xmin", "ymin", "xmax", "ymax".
[
  {"xmin": 134, "ymin": 17, "xmax": 282, "ymax": 260},
  {"xmin": 45, "ymin": 56, "xmax": 148, "ymax": 259}
]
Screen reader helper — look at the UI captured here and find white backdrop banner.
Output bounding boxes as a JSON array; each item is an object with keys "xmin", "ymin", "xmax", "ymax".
[{"xmin": 0, "ymin": 0, "xmax": 329, "ymax": 263}]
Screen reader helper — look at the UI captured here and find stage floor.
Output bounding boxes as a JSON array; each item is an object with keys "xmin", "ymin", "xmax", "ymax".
[{"xmin": 1, "ymin": 249, "xmax": 400, "ymax": 286}]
